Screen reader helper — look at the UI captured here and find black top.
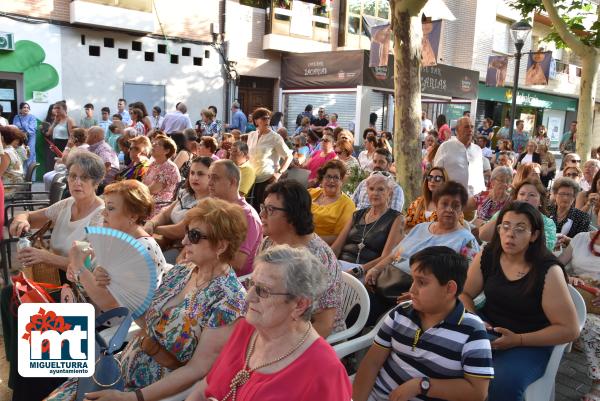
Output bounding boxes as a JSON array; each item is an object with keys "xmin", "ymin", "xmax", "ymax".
[
  {"xmin": 313, "ymin": 117, "xmax": 329, "ymax": 127},
  {"xmin": 480, "ymin": 247, "xmax": 558, "ymax": 334},
  {"xmin": 340, "ymin": 208, "xmax": 400, "ymax": 264},
  {"xmin": 548, "ymin": 205, "xmax": 591, "ymax": 238}
]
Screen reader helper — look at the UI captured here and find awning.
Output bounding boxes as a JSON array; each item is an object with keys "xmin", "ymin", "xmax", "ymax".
[
  {"xmin": 281, "ymin": 50, "xmax": 479, "ymax": 100},
  {"xmin": 478, "ymin": 83, "xmax": 578, "ymax": 111}
]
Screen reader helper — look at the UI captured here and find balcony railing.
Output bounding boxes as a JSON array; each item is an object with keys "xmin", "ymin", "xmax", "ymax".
[{"xmin": 266, "ymin": 0, "xmax": 331, "ymax": 43}]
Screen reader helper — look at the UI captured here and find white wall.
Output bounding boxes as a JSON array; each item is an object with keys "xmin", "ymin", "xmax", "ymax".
[
  {"xmin": 59, "ymin": 27, "xmax": 224, "ymax": 124},
  {"xmin": 0, "ymin": 17, "xmax": 63, "ymax": 120}
]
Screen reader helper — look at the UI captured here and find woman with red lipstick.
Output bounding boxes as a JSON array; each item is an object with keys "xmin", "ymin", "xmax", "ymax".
[{"xmin": 461, "ymin": 201, "xmax": 579, "ymax": 401}]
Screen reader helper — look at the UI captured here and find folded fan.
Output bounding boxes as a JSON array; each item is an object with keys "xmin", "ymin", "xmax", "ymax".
[{"xmin": 84, "ymin": 226, "xmax": 158, "ymax": 319}]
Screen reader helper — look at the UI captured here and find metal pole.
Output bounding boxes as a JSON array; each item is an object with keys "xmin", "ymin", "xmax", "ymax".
[{"xmin": 509, "ymin": 41, "xmax": 524, "ymax": 141}]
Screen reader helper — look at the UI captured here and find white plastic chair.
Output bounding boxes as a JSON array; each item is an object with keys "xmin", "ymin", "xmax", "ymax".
[
  {"xmin": 326, "ymin": 271, "xmax": 370, "ymax": 344},
  {"xmin": 524, "ymin": 285, "xmax": 586, "ymax": 401}
]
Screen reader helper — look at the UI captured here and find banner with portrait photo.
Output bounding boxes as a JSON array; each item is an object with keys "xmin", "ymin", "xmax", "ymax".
[
  {"xmin": 485, "ymin": 55, "xmax": 508, "ymax": 87},
  {"xmin": 422, "ymin": 20, "xmax": 442, "ymax": 67},
  {"xmin": 368, "ymin": 23, "xmax": 391, "ymax": 68},
  {"xmin": 525, "ymin": 51, "xmax": 552, "ymax": 86}
]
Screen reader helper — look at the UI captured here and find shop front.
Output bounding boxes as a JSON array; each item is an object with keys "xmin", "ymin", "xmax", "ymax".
[
  {"xmin": 476, "ymin": 83, "xmax": 578, "ymax": 149},
  {"xmin": 280, "ymin": 50, "xmax": 479, "ymax": 142}
]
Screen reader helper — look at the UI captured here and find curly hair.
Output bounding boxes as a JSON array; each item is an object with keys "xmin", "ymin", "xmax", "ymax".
[{"xmin": 316, "ymin": 159, "xmax": 347, "ymax": 184}]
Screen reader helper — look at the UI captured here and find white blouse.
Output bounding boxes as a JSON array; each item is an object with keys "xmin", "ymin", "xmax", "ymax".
[
  {"xmin": 570, "ymin": 231, "xmax": 600, "ymax": 282},
  {"xmin": 45, "ymin": 197, "xmax": 104, "ymax": 256}
]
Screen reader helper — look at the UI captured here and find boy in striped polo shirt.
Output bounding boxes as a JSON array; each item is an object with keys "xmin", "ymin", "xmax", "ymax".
[{"xmin": 353, "ymin": 246, "xmax": 494, "ymax": 401}]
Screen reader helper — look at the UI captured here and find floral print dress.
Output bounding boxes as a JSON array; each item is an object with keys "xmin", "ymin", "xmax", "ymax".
[
  {"xmin": 143, "ymin": 159, "xmax": 181, "ymax": 216},
  {"xmin": 45, "ymin": 265, "xmax": 246, "ymax": 401}
]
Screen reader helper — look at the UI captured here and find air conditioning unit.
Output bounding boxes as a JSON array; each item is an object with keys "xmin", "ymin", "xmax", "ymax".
[{"xmin": 0, "ymin": 32, "xmax": 15, "ymax": 51}]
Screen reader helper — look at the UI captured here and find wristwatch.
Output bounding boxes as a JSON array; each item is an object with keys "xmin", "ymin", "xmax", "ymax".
[{"xmin": 420, "ymin": 377, "xmax": 431, "ymax": 395}]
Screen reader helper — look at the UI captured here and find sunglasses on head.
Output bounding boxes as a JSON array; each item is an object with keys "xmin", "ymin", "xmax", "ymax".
[{"xmin": 185, "ymin": 227, "xmax": 210, "ymax": 244}]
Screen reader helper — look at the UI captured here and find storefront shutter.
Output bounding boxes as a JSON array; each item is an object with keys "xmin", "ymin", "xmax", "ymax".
[{"xmin": 283, "ymin": 92, "xmax": 357, "ymax": 132}]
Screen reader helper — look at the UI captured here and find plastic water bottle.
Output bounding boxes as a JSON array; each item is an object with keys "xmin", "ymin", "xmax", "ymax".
[
  {"xmin": 118, "ymin": 151, "xmax": 125, "ymax": 165},
  {"xmin": 17, "ymin": 237, "xmax": 32, "ymax": 267}
]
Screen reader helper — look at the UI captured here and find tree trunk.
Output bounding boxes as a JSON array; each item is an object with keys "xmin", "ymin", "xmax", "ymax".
[
  {"xmin": 576, "ymin": 51, "xmax": 600, "ymax": 161},
  {"xmin": 391, "ymin": 5, "xmax": 423, "ymax": 205}
]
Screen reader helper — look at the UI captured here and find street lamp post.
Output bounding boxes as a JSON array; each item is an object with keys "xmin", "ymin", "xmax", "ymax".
[{"xmin": 508, "ymin": 20, "xmax": 532, "ymax": 141}]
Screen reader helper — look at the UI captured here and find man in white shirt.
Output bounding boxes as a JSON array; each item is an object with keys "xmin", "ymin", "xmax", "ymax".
[
  {"xmin": 434, "ymin": 117, "xmax": 485, "ymax": 196},
  {"xmin": 117, "ymin": 98, "xmax": 131, "ymax": 125},
  {"xmin": 160, "ymin": 102, "xmax": 193, "ymax": 134}
]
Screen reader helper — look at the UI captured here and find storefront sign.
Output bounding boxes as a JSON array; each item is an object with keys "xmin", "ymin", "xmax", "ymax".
[
  {"xmin": 478, "ymin": 83, "xmax": 578, "ymax": 111},
  {"xmin": 281, "ymin": 51, "xmax": 363, "ymax": 89},
  {"xmin": 421, "ymin": 64, "xmax": 479, "ymax": 100},
  {"xmin": 282, "ymin": 51, "xmax": 479, "ymax": 100}
]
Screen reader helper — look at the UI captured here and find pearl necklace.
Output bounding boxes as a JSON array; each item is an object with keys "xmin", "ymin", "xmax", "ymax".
[{"xmin": 218, "ymin": 322, "xmax": 312, "ymax": 401}]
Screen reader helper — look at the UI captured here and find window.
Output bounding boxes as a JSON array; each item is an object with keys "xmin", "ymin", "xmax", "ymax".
[
  {"xmin": 82, "ymin": 0, "xmax": 152, "ymax": 13},
  {"xmin": 157, "ymin": 44, "xmax": 167, "ymax": 54},
  {"xmin": 132, "ymin": 41, "xmax": 142, "ymax": 51},
  {"xmin": 104, "ymin": 38, "xmax": 115, "ymax": 48},
  {"xmin": 493, "ymin": 20, "xmax": 510, "ymax": 54},
  {"xmin": 118, "ymin": 49, "xmax": 128, "ymax": 59},
  {"xmin": 342, "ymin": 0, "xmax": 390, "ymax": 47},
  {"xmin": 89, "ymin": 45, "xmax": 100, "ymax": 56}
]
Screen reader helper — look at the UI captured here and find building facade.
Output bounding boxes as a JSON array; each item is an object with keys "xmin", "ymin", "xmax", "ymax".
[{"xmin": 0, "ymin": 0, "xmax": 598, "ymax": 149}]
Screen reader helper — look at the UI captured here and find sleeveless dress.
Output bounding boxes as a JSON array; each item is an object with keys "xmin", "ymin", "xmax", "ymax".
[{"xmin": 340, "ymin": 208, "xmax": 400, "ymax": 264}]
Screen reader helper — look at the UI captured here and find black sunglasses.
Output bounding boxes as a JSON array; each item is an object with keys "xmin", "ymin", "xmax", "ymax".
[
  {"xmin": 426, "ymin": 175, "xmax": 444, "ymax": 183},
  {"xmin": 185, "ymin": 227, "xmax": 210, "ymax": 244}
]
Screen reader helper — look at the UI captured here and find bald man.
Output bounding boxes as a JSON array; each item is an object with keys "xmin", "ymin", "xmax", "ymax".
[
  {"xmin": 433, "ymin": 117, "xmax": 485, "ymax": 196},
  {"xmin": 87, "ymin": 126, "xmax": 120, "ymax": 187}
]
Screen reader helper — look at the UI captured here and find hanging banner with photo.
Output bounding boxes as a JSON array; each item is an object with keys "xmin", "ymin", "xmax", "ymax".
[
  {"xmin": 368, "ymin": 23, "xmax": 391, "ymax": 68},
  {"xmin": 362, "ymin": 16, "xmax": 391, "ymax": 80},
  {"xmin": 290, "ymin": 1, "xmax": 315, "ymax": 38},
  {"xmin": 485, "ymin": 55, "xmax": 508, "ymax": 87},
  {"xmin": 568, "ymin": 64, "xmax": 579, "ymax": 83},
  {"xmin": 525, "ymin": 51, "xmax": 552, "ymax": 86},
  {"xmin": 422, "ymin": 20, "xmax": 442, "ymax": 67}
]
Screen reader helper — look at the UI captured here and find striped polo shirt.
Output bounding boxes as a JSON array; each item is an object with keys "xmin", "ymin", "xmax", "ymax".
[{"xmin": 371, "ymin": 300, "xmax": 494, "ymax": 401}]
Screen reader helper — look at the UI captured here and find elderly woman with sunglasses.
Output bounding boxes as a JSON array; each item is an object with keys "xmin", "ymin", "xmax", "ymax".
[
  {"xmin": 332, "ymin": 171, "xmax": 404, "ymax": 277},
  {"xmin": 405, "ymin": 167, "xmax": 448, "ymax": 231},
  {"xmin": 549, "ymin": 177, "xmax": 591, "ymax": 241},
  {"xmin": 334, "ymin": 139, "xmax": 359, "ymax": 171},
  {"xmin": 308, "ymin": 160, "xmax": 356, "ymax": 245},
  {"xmin": 303, "ymin": 133, "xmax": 337, "ymax": 187},
  {"xmin": 46, "ymin": 198, "xmax": 248, "ymax": 401},
  {"xmin": 188, "ymin": 245, "xmax": 352, "ymax": 401},
  {"xmin": 292, "ymin": 135, "xmax": 311, "ymax": 165},
  {"xmin": 556, "ymin": 153, "xmax": 582, "ymax": 179}
]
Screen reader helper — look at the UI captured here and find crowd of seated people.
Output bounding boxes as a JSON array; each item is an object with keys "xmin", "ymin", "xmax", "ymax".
[{"xmin": 3, "ymin": 100, "xmax": 600, "ymax": 401}]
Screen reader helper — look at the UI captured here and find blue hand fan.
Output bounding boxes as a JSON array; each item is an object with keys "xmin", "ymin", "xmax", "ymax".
[{"xmin": 84, "ymin": 226, "xmax": 158, "ymax": 319}]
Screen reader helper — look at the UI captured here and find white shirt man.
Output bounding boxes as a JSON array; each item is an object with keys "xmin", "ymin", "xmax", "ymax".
[
  {"xmin": 421, "ymin": 112, "xmax": 433, "ymax": 133},
  {"xmin": 160, "ymin": 103, "xmax": 193, "ymax": 134},
  {"xmin": 434, "ymin": 117, "xmax": 485, "ymax": 196}
]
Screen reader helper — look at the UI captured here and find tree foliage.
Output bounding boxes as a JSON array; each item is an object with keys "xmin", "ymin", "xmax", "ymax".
[{"xmin": 510, "ymin": 0, "xmax": 600, "ymax": 48}]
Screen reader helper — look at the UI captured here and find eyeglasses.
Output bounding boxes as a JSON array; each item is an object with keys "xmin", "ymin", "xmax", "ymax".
[
  {"xmin": 246, "ymin": 279, "xmax": 291, "ymax": 299},
  {"xmin": 437, "ymin": 201, "xmax": 462, "ymax": 212},
  {"xmin": 570, "ymin": 159, "xmax": 581, "ymax": 163},
  {"xmin": 556, "ymin": 191, "xmax": 575, "ymax": 198},
  {"xmin": 185, "ymin": 227, "xmax": 210, "ymax": 244},
  {"xmin": 67, "ymin": 173, "xmax": 92, "ymax": 183},
  {"xmin": 426, "ymin": 175, "xmax": 444, "ymax": 183},
  {"xmin": 334, "ymin": 151, "xmax": 342, "ymax": 155},
  {"xmin": 259, "ymin": 204, "xmax": 286, "ymax": 216},
  {"xmin": 324, "ymin": 174, "xmax": 341, "ymax": 181},
  {"xmin": 497, "ymin": 222, "xmax": 531, "ymax": 236},
  {"xmin": 259, "ymin": 116, "xmax": 271, "ymax": 121}
]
